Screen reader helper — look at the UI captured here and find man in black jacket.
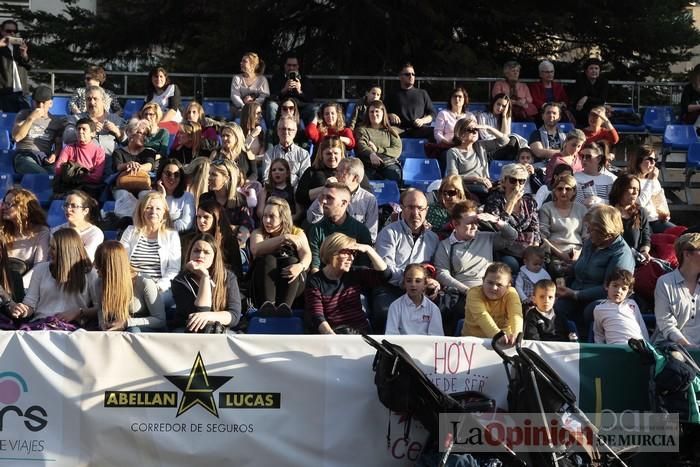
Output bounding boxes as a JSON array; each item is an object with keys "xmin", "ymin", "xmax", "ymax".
[
  {"xmin": 265, "ymin": 51, "xmax": 317, "ymax": 127},
  {"xmin": 0, "ymin": 19, "xmax": 29, "ymax": 112}
]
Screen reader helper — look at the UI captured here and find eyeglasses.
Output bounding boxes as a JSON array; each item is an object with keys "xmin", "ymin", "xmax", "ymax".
[
  {"xmin": 581, "ymin": 153, "xmax": 599, "ymax": 160},
  {"xmin": 163, "ymin": 170, "xmax": 181, "ymax": 178},
  {"xmin": 401, "ymin": 72, "xmax": 415, "ymax": 77},
  {"xmin": 63, "ymin": 203, "xmax": 86, "ymax": 210},
  {"xmin": 402, "ymin": 204, "xmax": 428, "ymax": 212},
  {"xmin": 143, "ymin": 112, "xmax": 156, "ymax": 117},
  {"xmin": 281, "ymin": 105, "xmax": 295, "ymax": 111},
  {"xmin": 507, "ymin": 177, "xmax": 527, "ymax": 185},
  {"xmin": 3, "ymin": 29, "xmax": 17, "ymax": 34},
  {"xmin": 465, "ymin": 128, "xmax": 479, "ymax": 134},
  {"xmin": 643, "ymin": 156, "xmax": 657, "ymax": 164},
  {"xmin": 555, "ymin": 186, "xmax": 574, "ymax": 192},
  {"xmin": 338, "ymin": 249, "xmax": 357, "ymax": 258},
  {"xmin": 441, "ymin": 189, "xmax": 459, "ymax": 197}
]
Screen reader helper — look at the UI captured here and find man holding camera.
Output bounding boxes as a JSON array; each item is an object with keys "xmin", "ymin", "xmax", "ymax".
[
  {"xmin": 0, "ymin": 19, "xmax": 29, "ymax": 112},
  {"xmin": 266, "ymin": 51, "xmax": 317, "ymax": 126}
]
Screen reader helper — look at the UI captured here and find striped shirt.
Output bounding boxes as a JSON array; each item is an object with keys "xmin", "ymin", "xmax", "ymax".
[{"xmin": 130, "ymin": 236, "xmax": 162, "ymax": 280}]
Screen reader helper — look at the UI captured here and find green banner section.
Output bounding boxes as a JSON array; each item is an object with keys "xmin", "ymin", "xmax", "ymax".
[{"xmin": 578, "ymin": 343, "xmax": 700, "ymax": 414}]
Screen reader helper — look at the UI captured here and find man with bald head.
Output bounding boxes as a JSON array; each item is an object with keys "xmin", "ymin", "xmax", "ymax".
[{"xmin": 371, "ymin": 188, "xmax": 441, "ymax": 333}]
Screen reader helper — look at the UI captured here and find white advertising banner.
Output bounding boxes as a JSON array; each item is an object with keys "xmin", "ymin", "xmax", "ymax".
[{"xmin": 0, "ymin": 332, "xmax": 580, "ymax": 467}]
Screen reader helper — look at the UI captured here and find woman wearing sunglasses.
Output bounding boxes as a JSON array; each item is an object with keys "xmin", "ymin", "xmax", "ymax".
[
  {"xmin": 154, "ymin": 158, "xmax": 195, "ymax": 232},
  {"xmin": 574, "ymin": 142, "xmax": 617, "ymax": 208},
  {"xmin": 425, "ymin": 175, "xmax": 467, "ymax": 240},
  {"xmin": 484, "ymin": 163, "xmax": 541, "ymax": 275},
  {"xmin": 445, "ymin": 117, "xmax": 508, "ymax": 201},
  {"xmin": 627, "ymin": 145, "xmax": 674, "ymax": 233}
]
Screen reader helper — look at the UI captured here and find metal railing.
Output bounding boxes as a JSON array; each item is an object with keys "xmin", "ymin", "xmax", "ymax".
[{"xmin": 33, "ymin": 68, "xmax": 687, "ymax": 110}]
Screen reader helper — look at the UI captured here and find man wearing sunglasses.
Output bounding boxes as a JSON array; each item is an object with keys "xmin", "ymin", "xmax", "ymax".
[
  {"xmin": 385, "ymin": 62, "xmax": 435, "ymax": 139},
  {"xmin": 0, "ymin": 19, "xmax": 30, "ymax": 112}
]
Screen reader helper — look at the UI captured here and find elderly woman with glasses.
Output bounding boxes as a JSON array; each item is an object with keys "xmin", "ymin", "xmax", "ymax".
[
  {"xmin": 654, "ymin": 233, "xmax": 700, "ymax": 346},
  {"xmin": 574, "ymin": 141, "xmax": 617, "ymax": 208},
  {"xmin": 484, "ymin": 163, "xmax": 541, "ymax": 274},
  {"xmin": 492, "ymin": 61, "xmax": 538, "ymax": 121},
  {"xmin": 555, "ymin": 204, "xmax": 634, "ymax": 338},
  {"xmin": 305, "ymin": 232, "xmax": 389, "ymax": 335},
  {"xmin": 627, "ymin": 144, "xmax": 674, "ymax": 233},
  {"xmin": 445, "ymin": 117, "xmax": 508, "ymax": 200},
  {"xmin": 138, "ymin": 103, "xmax": 170, "ymax": 158},
  {"xmin": 538, "ymin": 174, "xmax": 587, "ymax": 275}
]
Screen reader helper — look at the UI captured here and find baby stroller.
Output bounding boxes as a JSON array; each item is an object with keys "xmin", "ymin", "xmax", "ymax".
[
  {"xmin": 629, "ymin": 338, "xmax": 700, "ymax": 465},
  {"xmin": 491, "ymin": 331, "xmax": 629, "ymax": 467},
  {"xmin": 363, "ymin": 335, "xmax": 524, "ymax": 467}
]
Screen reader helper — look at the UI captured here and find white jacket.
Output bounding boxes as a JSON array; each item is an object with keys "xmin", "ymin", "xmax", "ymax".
[{"xmin": 119, "ymin": 225, "xmax": 181, "ymax": 292}]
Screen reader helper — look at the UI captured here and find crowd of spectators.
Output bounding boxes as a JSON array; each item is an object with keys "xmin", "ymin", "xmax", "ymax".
[{"xmin": 0, "ymin": 23, "xmax": 697, "ymax": 348}]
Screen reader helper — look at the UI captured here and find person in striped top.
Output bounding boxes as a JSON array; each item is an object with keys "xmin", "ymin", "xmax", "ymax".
[
  {"xmin": 120, "ymin": 192, "xmax": 181, "ymax": 307},
  {"xmin": 304, "ymin": 232, "xmax": 390, "ymax": 334}
]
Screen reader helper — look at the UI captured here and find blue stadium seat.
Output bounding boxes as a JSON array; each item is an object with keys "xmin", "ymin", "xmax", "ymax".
[
  {"xmin": 511, "ymin": 122, "xmax": 537, "ymax": 140},
  {"xmin": 102, "ymin": 200, "xmax": 116, "ymax": 214},
  {"xmin": 0, "ymin": 129, "xmax": 12, "ymax": 150},
  {"xmin": 0, "ymin": 113, "xmax": 17, "ymax": 130},
  {"xmin": 610, "ymin": 106, "xmax": 646, "ymax": 133},
  {"xmin": 181, "ymin": 99, "xmax": 193, "ymax": 111},
  {"xmin": 344, "ymin": 102, "xmax": 356, "ymax": 123},
  {"xmin": 434, "ymin": 103, "xmax": 448, "ymax": 113},
  {"xmin": 402, "ymin": 158, "xmax": 441, "ymax": 191},
  {"xmin": 467, "ymin": 103, "xmax": 487, "ymax": 113},
  {"xmin": 643, "ymin": 106, "xmax": 678, "ymax": 134},
  {"xmin": 488, "ymin": 159, "xmax": 509, "ymax": 182},
  {"xmin": 399, "ymin": 138, "xmax": 427, "ymax": 164},
  {"xmin": 0, "ymin": 173, "xmax": 13, "ymax": 199},
  {"xmin": 368, "ymin": 180, "xmax": 400, "ymax": 206},
  {"xmin": 662, "ymin": 124, "xmax": 698, "ymax": 152},
  {"xmin": 103, "ymin": 230, "xmax": 118, "ymax": 241},
  {"xmin": 247, "ymin": 316, "xmax": 304, "ymax": 335},
  {"xmin": 203, "ymin": 99, "xmax": 231, "ymax": 120},
  {"xmin": 51, "ymin": 96, "xmax": 70, "ymax": 116},
  {"xmin": 454, "ymin": 318, "xmax": 464, "ymax": 337},
  {"xmin": 47, "ymin": 199, "xmax": 67, "ymax": 227},
  {"xmin": 20, "ymin": 173, "xmax": 54, "ymax": 207},
  {"xmin": 123, "ymin": 99, "xmax": 144, "ymax": 119},
  {"xmin": 557, "ymin": 123, "xmax": 574, "ymax": 133},
  {"xmin": 0, "ymin": 149, "xmax": 16, "ymax": 177}
]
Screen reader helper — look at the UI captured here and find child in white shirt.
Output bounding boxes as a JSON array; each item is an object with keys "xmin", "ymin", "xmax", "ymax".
[
  {"xmin": 593, "ymin": 269, "xmax": 649, "ymax": 344},
  {"xmin": 386, "ymin": 264, "xmax": 444, "ymax": 336},
  {"xmin": 515, "ymin": 246, "xmax": 551, "ymax": 305}
]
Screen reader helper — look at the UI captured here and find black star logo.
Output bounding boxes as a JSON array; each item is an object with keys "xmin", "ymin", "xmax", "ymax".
[{"xmin": 165, "ymin": 352, "xmax": 232, "ymax": 417}]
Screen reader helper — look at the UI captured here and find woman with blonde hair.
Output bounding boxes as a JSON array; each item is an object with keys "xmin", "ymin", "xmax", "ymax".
[
  {"xmin": 0, "ymin": 188, "xmax": 50, "ymax": 289},
  {"xmin": 484, "ymin": 163, "xmax": 540, "ymax": 273},
  {"xmin": 169, "ymin": 121, "xmax": 202, "ymax": 165},
  {"xmin": 210, "ymin": 123, "xmax": 257, "ymax": 182},
  {"xmin": 139, "ymin": 102, "xmax": 170, "ymax": 157},
  {"xmin": 305, "ymin": 232, "xmax": 389, "ymax": 334},
  {"xmin": 555, "ymin": 204, "xmax": 635, "ymax": 338},
  {"xmin": 172, "ymin": 233, "xmax": 242, "ymax": 332},
  {"xmin": 184, "ymin": 101, "xmax": 218, "ymax": 145},
  {"xmin": 199, "ymin": 159, "xmax": 254, "ymax": 231},
  {"xmin": 8, "ymin": 228, "xmax": 96, "ymax": 327},
  {"xmin": 426, "ymin": 174, "xmax": 467, "ymax": 239},
  {"xmin": 184, "ymin": 157, "xmax": 210, "ymax": 210},
  {"xmin": 92, "ymin": 240, "xmax": 165, "ymax": 332},
  {"xmin": 250, "ymin": 196, "xmax": 311, "ymax": 308},
  {"xmin": 119, "ymin": 192, "xmax": 181, "ymax": 307},
  {"xmin": 230, "ymin": 52, "xmax": 270, "ymax": 118}
]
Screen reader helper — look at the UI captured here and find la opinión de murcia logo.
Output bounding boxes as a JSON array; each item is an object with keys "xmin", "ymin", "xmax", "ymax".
[{"xmin": 104, "ymin": 352, "xmax": 281, "ymax": 417}]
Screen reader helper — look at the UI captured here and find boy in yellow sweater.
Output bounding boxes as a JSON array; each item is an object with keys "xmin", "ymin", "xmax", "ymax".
[{"xmin": 462, "ymin": 262, "xmax": 523, "ymax": 345}]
